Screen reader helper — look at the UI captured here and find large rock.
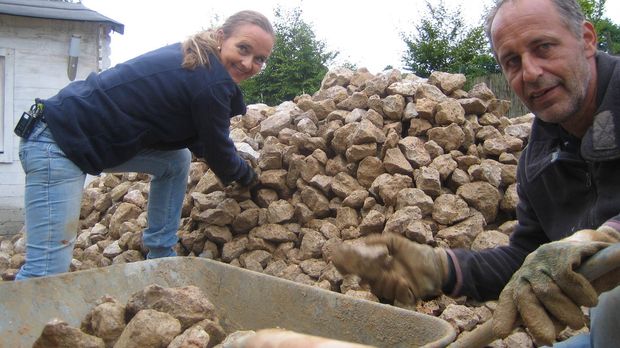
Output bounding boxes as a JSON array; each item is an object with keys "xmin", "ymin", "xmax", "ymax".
[
  {"xmin": 33, "ymin": 319, "xmax": 105, "ymax": 348},
  {"xmin": 125, "ymin": 285, "xmax": 216, "ymax": 331},
  {"xmin": 114, "ymin": 309, "xmax": 181, "ymax": 348}
]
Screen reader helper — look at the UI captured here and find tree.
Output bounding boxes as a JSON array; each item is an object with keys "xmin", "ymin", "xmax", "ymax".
[
  {"xmin": 578, "ymin": 0, "xmax": 620, "ymax": 54},
  {"xmin": 240, "ymin": 6, "xmax": 338, "ymax": 106},
  {"xmin": 400, "ymin": 0, "xmax": 499, "ymax": 78},
  {"xmin": 578, "ymin": 0, "xmax": 605, "ymax": 22},
  {"xmin": 595, "ymin": 18, "xmax": 620, "ymax": 54}
]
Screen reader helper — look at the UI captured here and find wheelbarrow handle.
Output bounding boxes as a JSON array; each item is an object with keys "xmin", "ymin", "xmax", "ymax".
[{"xmin": 447, "ymin": 243, "xmax": 620, "ymax": 348}]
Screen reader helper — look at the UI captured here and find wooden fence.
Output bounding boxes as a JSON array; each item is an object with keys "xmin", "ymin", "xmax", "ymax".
[{"xmin": 470, "ymin": 73, "xmax": 530, "ymax": 118}]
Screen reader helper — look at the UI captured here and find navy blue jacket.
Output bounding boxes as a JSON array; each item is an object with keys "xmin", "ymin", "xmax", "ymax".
[
  {"xmin": 448, "ymin": 52, "xmax": 620, "ymax": 301},
  {"xmin": 42, "ymin": 43, "xmax": 250, "ymax": 184}
]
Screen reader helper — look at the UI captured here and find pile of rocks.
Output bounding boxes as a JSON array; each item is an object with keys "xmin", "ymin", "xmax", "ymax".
[{"xmin": 1, "ymin": 67, "xmax": 544, "ymax": 346}]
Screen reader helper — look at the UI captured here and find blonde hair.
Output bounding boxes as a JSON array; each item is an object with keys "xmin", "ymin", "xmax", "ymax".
[{"xmin": 182, "ymin": 10, "xmax": 274, "ymax": 70}]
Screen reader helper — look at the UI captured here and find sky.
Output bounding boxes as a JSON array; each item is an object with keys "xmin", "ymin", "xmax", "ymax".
[{"xmin": 81, "ymin": 0, "xmax": 620, "ymax": 74}]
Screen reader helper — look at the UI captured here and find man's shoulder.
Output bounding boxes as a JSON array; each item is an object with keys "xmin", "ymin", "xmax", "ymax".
[{"xmin": 585, "ymin": 51, "xmax": 620, "ymax": 161}]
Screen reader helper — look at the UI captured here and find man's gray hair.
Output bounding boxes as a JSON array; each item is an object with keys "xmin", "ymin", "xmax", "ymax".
[{"xmin": 484, "ymin": 0, "xmax": 586, "ymax": 51}]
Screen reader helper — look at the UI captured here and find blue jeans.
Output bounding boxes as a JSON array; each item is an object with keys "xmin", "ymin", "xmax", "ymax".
[
  {"xmin": 550, "ymin": 286, "xmax": 620, "ymax": 348},
  {"xmin": 15, "ymin": 121, "xmax": 190, "ymax": 279}
]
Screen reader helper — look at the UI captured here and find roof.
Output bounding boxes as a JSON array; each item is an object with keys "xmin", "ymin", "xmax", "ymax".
[{"xmin": 0, "ymin": 0, "xmax": 124, "ymax": 34}]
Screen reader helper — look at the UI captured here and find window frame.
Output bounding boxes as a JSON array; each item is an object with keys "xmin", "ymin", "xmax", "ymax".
[{"xmin": 0, "ymin": 47, "xmax": 15, "ymax": 163}]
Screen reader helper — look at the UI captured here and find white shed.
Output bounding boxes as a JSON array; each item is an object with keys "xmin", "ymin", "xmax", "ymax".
[{"xmin": 0, "ymin": 0, "xmax": 123, "ymax": 235}]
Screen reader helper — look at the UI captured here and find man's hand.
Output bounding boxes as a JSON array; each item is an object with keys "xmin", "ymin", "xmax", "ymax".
[
  {"xmin": 332, "ymin": 233, "xmax": 449, "ymax": 305},
  {"xmin": 492, "ymin": 240, "xmax": 610, "ymax": 346}
]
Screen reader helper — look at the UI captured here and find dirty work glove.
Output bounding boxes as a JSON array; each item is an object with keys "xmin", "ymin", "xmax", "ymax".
[
  {"xmin": 237, "ymin": 166, "xmax": 258, "ymax": 187},
  {"xmin": 492, "ymin": 240, "xmax": 610, "ymax": 346},
  {"xmin": 563, "ymin": 225, "xmax": 620, "ymax": 244},
  {"xmin": 564, "ymin": 225, "xmax": 620, "ymax": 294},
  {"xmin": 332, "ymin": 233, "xmax": 449, "ymax": 305}
]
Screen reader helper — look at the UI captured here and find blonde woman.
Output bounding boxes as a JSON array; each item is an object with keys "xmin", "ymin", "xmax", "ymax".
[{"xmin": 16, "ymin": 10, "xmax": 274, "ymax": 279}]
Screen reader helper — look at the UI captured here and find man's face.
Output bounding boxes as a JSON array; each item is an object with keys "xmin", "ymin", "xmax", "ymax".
[
  {"xmin": 218, "ymin": 24, "xmax": 274, "ymax": 83},
  {"xmin": 491, "ymin": 0, "xmax": 597, "ymax": 125}
]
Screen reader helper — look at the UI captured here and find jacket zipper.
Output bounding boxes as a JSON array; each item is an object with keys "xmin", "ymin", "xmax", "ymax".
[{"xmin": 585, "ymin": 161, "xmax": 596, "ymax": 227}]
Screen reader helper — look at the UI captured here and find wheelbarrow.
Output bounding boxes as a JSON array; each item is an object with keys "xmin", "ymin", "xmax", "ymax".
[{"xmin": 0, "ymin": 257, "xmax": 456, "ymax": 347}]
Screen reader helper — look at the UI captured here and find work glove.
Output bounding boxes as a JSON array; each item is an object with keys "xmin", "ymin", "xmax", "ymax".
[
  {"xmin": 237, "ymin": 166, "xmax": 258, "ymax": 187},
  {"xmin": 564, "ymin": 225, "xmax": 620, "ymax": 294},
  {"xmin": 491, "ymin": 239, "xmax": 611, "ymax": 346},
  {"xmin": 563, "ymin": 224, "xmax": 620, "ymax": 244},
  {"xmin": 332, "ymin": 233, "xmax": 449, "ymax": 305}
]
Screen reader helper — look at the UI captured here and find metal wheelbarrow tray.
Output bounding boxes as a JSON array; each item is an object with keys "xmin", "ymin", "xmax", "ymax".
[{"xmin": 0, "ymin": 257, "xmax": 455, "ymax": 347}]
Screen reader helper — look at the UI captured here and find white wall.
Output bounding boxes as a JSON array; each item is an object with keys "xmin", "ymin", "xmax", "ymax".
[{"xmin": 0, "ymin": 15, "xmax": 113, "ymax": 235}]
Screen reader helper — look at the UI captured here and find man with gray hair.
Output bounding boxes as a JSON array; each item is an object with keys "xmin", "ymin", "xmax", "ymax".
[{"xmin": 333, "ymin": 0, "xmax": 620, "ymax": 346}]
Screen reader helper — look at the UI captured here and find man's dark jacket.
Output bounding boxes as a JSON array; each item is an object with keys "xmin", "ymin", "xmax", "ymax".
[{"xmin": 447, "ymin": 52, "xmax": 620, "ymax": 301}]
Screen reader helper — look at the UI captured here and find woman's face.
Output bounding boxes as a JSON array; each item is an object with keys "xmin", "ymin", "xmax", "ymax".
[{"xmin": 218, "ymin": 24, "xmax": 274, "ymax": 83}]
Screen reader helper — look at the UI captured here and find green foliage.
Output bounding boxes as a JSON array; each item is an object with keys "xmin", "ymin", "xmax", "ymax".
[
  {"xmin": 340, "ymin": 61, "xmax": 359, "ymax": 71},
  {"xmin": 451, "ymin": 26, "xmax": 500, "ymax": 77},
  {"xmin": 578, "ymin": 0, "xmax": 604, "ymax": 21},
  {"xmin": 240, "ymin": 6, "xmax": 338, "ymax": 106},
  {"xmin": 578, "ymin": 0, "xmax": 620, "ymax": 54},
  {"xmin": 400, "ymin": 0, "xmax": 499, "ymax": 78},
  {"xmin": 596, "ymin": 18, "xmax": 620, "ymax": 54}
]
